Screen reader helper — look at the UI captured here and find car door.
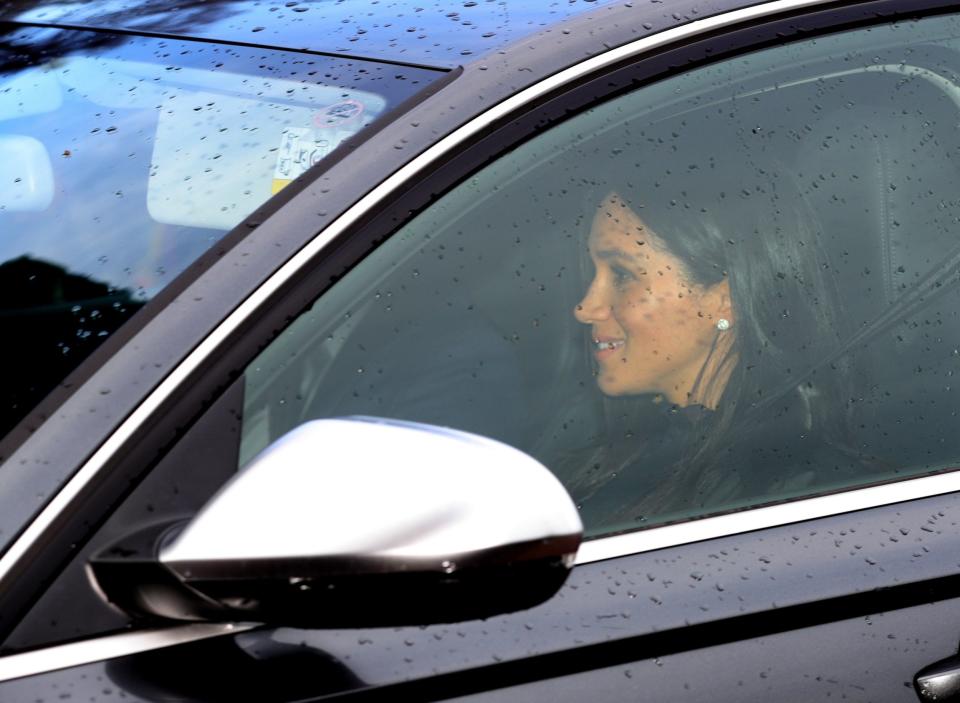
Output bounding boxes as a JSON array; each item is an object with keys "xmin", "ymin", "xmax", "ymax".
[{"xmin": 5, "ymin": 1, "xmax": 960, "ymax": 702}]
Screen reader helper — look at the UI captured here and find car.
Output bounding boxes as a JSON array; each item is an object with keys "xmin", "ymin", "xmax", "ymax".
[{"xmin": 3, "ymin": 0, "xmax": 960, "ymax": 700}]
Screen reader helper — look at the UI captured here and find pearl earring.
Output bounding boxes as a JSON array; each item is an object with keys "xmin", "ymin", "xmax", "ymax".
[{"xmin": 716, "ymin": 318, "xmax": 731, "ymax": 331}]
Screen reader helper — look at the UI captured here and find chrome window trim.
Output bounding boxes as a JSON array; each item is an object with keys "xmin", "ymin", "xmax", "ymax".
[
  {"xmin": 577, "ymin": 472, "xmax": 960, "ymax": 564},
  {"xmin": 0, "ymin": 0, "xmax": 903, "ymax": 622},
  {"xmin": 0, "ymin": 623, "xmax": 255, "ymax": 683}
]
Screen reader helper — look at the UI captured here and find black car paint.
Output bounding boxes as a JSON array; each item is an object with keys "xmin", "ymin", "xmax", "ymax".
[{"xmin": 2, "ymin": 0, "xmax": 960, "ymax": 701}]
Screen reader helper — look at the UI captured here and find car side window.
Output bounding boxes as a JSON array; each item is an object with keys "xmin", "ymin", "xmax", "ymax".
[{"xmin": 240, "ymin": 15, "xmax": 960, "ymax": 538}]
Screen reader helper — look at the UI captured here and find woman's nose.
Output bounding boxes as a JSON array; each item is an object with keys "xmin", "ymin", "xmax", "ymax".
[{"xmin": 574, "ymin": 278, "xmax": 611, "ymax": 324}]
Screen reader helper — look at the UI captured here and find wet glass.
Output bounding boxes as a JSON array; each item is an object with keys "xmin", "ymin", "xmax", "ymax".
[
  {"xmin": 240, "ymin": 14, "xmax": 960, "ymax": 539},
  {"xmin": 0, "ymin": 26, "xmax": 441, "ymax": 438}
]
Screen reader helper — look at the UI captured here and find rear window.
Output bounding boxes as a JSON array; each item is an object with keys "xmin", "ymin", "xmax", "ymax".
[{"xmin": 0, "ymin": 25, "xmax": 442, "ymax": 437}]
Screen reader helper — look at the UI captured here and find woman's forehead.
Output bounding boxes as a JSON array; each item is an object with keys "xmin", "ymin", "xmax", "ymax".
[{"xmin": 589, "ymin": 196, "xmax": 661, "ymax": 254}]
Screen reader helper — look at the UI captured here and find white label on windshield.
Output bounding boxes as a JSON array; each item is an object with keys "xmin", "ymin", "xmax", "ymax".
[
  {"xmin": 144, "ymin": 72, "xmax": 386, "ymax": 231},
  {"xmin": 272, "ymin": 126, "xmax": 352, "ymax": 192}
]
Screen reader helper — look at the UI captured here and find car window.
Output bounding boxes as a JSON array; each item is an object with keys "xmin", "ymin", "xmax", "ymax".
[
  {"xmin": 0, "ymin": 25, "xmax": 441, "ymax": 439},
  {"xmin": 239, "ymin": 14, "xmax": 960, "ymax": 539}
]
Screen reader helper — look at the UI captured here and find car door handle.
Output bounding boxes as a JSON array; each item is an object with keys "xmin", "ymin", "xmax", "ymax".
[{"xmin": 915, "ymin": 654, "xmax": 960, "ymax": 701}]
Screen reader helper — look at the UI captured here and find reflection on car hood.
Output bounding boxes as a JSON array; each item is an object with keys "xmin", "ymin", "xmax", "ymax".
[{"xmin": 0, "ymin": 0, "xmax": 622, "ymax": 67}]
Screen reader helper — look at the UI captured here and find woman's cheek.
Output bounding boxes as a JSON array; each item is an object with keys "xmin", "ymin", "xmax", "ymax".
[{"xmin": 616, "ymin": 305, "xmax": 655, "ymax": 340}]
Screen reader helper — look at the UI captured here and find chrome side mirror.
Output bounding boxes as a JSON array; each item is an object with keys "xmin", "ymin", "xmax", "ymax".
[{"xmin": 91, "ymin": 417, "xmax": 583, "ymax": 627}]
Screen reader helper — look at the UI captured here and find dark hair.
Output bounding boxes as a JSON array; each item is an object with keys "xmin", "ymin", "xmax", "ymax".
[{"xmin": 568, "ymin": 124, "xmax": 862, "ymax": 526}]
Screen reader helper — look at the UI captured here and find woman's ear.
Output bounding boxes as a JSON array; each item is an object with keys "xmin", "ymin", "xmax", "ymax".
[{"xmin": 705, "ymin": 277, "xmax": 734, "ymax": 327}]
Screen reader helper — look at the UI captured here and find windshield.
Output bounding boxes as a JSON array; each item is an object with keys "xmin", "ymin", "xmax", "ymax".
[{"xmin": 0, "ymin": 24, "xmax": 442, "ymax": 438}]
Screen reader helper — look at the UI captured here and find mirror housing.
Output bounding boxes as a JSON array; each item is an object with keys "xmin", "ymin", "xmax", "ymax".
[{"xmin": 90, "ymin": 417, "xmax": 582, "ymax": 627}]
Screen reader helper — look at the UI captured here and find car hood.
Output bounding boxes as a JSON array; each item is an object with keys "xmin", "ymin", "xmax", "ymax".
[{"xmin": 0, "ymin": 0, "xmax": 623, "ymax": 68}]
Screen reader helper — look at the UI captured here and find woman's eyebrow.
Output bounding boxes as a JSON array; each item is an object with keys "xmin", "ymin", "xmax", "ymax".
[{"xmin": 595, "ymin": 248, "xmax": 641, "ymax": 263}]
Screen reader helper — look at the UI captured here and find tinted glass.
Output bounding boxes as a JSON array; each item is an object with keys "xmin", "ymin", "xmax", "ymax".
[
  {"xmin": 0, "ymin": 25, "xmax": 440, "ymax": 438},
  {"xmin": 238, "ymin": 15, "xmax": 960, "ymax": 538}
]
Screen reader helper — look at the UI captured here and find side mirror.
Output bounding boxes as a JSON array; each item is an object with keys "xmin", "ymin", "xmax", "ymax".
[{"xmin": 90, "ymin": 417, "xmax": 582, "ymax": 627}]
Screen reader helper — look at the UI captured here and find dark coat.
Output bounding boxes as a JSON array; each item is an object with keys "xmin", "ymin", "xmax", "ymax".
[{"xmin": 567, "ymin": 393, "xmax": 868, "ymax": 535}]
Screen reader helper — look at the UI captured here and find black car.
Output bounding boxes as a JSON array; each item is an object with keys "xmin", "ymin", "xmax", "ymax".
[{"xmin": 3, "ymin": 0, "xmax": 960, "ymax": 700}]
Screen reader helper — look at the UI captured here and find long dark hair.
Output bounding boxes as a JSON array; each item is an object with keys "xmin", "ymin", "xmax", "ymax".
[{"xmin": 568, "ymin": 125, "xmax": 861, "ymax": 526}]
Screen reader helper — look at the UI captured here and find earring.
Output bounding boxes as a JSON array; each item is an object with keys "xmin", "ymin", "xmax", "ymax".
[{"xmin": 716, "ymin": 318, "xmax": 731, "ymax": 331}]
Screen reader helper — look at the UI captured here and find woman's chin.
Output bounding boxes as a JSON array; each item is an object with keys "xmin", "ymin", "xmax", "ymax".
[
  {"xmin": 596, "ymin": 375, "xmax": 629, "ymax": 396},
  {"xmin": 596, "ymin": 372, "xmax": 661, "ymax": 398}
]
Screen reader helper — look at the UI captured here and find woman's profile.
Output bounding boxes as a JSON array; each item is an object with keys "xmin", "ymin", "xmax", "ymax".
[
  {"xmin": 575, "ymin": 190, "xmax": 736, "ymax": 409},
  {"xmin": 565, "ymin": 134, "xmax": 869, "ymax": 532}
]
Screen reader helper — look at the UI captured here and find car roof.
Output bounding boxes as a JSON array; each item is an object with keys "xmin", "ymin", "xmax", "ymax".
[{"xmin": 0, "ymin": 0, "xmax": 632, "ymax": 68}]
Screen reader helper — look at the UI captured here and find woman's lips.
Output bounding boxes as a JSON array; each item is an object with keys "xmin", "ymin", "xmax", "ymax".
[{"xmin": 592, "ymin": 337, "xmax": 625, "ymax": 361}]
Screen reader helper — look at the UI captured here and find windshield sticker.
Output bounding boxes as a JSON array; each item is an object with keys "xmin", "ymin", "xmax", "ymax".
[{"xmin": 272, "ymin": 126, "xmax": 353, "ymax": 194}]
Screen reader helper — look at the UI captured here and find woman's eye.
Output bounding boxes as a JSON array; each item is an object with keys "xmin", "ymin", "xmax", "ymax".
[{"xmin": 611, "ymin": 266, "xmax": 634, "ymax": 287}]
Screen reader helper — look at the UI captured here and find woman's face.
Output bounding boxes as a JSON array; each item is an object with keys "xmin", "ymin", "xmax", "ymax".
[{"xmin": 574, "ymin": 193, "xmax": 732, "ymax": 404}]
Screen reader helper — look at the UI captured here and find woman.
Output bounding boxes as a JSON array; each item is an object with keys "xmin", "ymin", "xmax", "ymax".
[
  {"xmin": 575, "ymin": 190, "xmax": 736, "ymax": 409},
  {"xmin": 566, "ymin": 143, "xmax": 868, "ymax": 532}
]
